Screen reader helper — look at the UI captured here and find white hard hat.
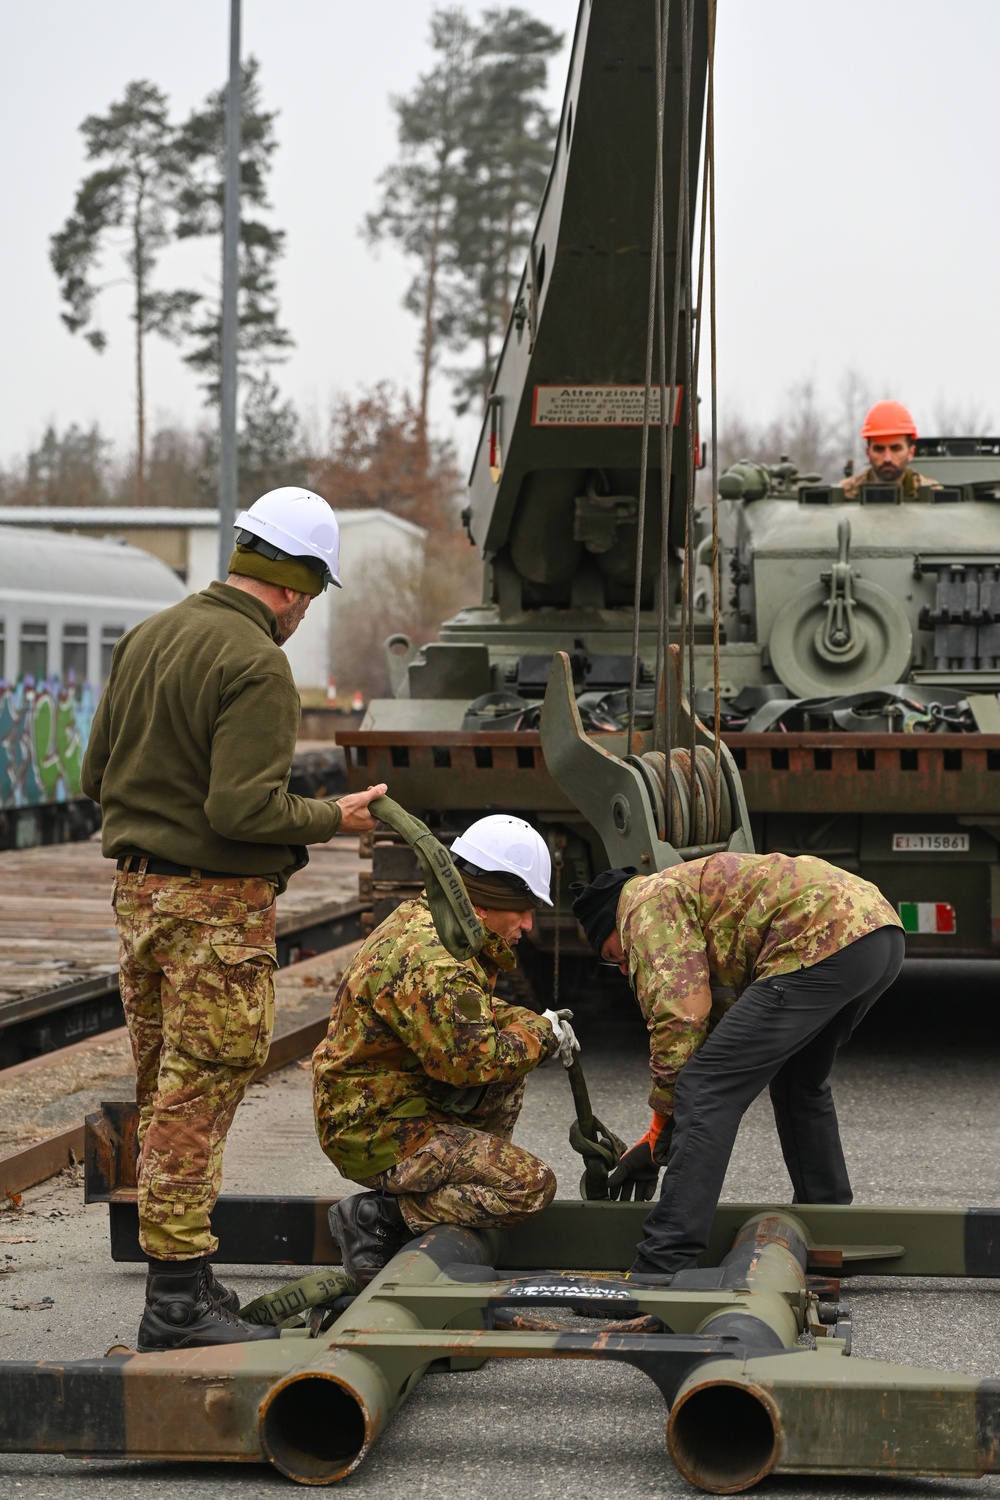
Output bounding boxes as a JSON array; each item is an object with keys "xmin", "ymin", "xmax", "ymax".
[
  {"xmin": 235, "ymin": 487, "xmax": 342, "ymax": 589},
  {"xmin": 451, "ymin": 815, "xmax": 552, "ymax": 907}
]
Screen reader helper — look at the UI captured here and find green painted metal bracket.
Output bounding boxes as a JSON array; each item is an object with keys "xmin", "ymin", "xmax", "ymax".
[{"xmin": 539, "ymin": 650, "xmax": 753, "ymax": 872}]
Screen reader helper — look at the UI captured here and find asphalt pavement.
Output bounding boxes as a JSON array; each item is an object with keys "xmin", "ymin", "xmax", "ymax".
[{"xmin": 3, "ymin": 961, "xmax": 1000, "ymax": 1499}]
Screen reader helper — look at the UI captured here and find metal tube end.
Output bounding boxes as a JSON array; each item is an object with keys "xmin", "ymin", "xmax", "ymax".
[
  {"xmin": 260, "ymin": 1371, "xmax": 374, "ymax": 1483},
  {"xmin": 668, "ymin": 1375, "xmax": 778, "ymax": 1494}
]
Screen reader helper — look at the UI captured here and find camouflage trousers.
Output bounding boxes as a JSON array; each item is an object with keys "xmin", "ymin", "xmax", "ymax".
[
  {"xmin": 113, "ymin": 869, "xmax": 277, "ymax": 1260},
  {"xmin": 357, "ymin": 1081, "xmax": 557, "ymax": 1233}
]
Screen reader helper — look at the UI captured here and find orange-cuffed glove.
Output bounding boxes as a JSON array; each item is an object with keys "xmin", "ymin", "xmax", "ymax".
[{"xmin": 606, "ymin": 1113, "xmax": 671, "ymax": 1201}]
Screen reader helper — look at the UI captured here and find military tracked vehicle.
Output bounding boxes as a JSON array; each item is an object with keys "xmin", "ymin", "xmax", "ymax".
[
  {"xmin": 686, "ymin": 437, "xmax": 1000, "ymax": 957},
  {"xmin": 342, "ymin": 0, "xmax": 1000, "ymax": 970}
]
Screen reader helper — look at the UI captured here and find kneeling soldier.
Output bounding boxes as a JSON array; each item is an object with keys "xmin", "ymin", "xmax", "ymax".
[
  {"xmin": 571, "ymin": 853, "xmax": 904, "ymax": 1281},
  {"xmin": 313, "ymin": 816, "xmax": 577, "ymax": 1285}
]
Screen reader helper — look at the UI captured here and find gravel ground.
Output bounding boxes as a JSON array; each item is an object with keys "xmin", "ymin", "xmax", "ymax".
[{"xmin": 2, "ymin": 962, "xmax": 1000, "ymax": 1498}]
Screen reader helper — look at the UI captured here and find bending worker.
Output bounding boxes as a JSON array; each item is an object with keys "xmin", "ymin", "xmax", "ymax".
[
  {"xmin": 571, "ymin": 853, "xmax": 904, "ymax": 1281},
  {"xmin": 82, "ymin": 487, "xmax": 386, "ymax": 1352},
  {"xmin": 313, "ymin": 815, "xmax": 578, "ymax": 1286},
  {"xmin": 839, "ymin": 400, "xmax": 939, "ymax": 499}
]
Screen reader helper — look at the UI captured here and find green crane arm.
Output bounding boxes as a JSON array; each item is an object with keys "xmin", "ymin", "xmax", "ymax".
[{"xmin": 466, "ymin": 0, "xmax": 709, "ymax": 623}]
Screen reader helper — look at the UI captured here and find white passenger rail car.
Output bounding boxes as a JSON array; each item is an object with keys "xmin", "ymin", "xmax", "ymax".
[{"xmin": 0, "ymin": 523, "xmax": 185, "ymax": 847}]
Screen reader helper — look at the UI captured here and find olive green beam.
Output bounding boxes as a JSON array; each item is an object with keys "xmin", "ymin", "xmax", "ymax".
[
  {"xmin": 705, "ymin": 1202, "xmax": 976, "ymax": 1278},
  {"xmin": 104, "ymin": 1195, "xmax": 1000, "ymax": 1278},
  {"xmin": 503, "ymin": 1200, "xmax": 995, "ymax": 1278},
  {"xmin": 669, "ymin": 1354, "xmax": 1000, "ymax": 1494}
]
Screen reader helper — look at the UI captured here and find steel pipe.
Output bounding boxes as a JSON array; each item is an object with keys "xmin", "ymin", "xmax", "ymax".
[
  {"xmin": 667, "ymin": 1213, "xmax": 1000, "ymax": 1493},
  {"xmin": 668, "ymin": 1355, "xmax": 1000, "ymax": 1494},
  {"xmin": 259, "ymin": 1222, "xmax": 500, "ymax": 1482}
]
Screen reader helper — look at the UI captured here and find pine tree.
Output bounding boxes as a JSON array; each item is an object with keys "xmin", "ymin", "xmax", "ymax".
[
  {"xmin": 238, "ymin": 372, "xmax": 305, "ymax": 503},
  {"xmin": 445, "ymin": 8, "xmax": 561, "ymax": 414},
  {"xmin": 174, "ymin": 56, "xmax": 292, "ymax": 407},
  {"xmin": 364, "ymin": 6, "xmax": 561, "ymax": 420},
  {"xmin": 363, "ymin": 9, "xmax": 476, "ymax": 438},
  {"xmin": 50, "ymin": 81, "xmax": 197, "ymax": 502}
]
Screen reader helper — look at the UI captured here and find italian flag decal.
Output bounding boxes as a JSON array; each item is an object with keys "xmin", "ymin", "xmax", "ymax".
[{"xmin": 898, "ymin": 902, "xmax": 956, "ymax": 934}]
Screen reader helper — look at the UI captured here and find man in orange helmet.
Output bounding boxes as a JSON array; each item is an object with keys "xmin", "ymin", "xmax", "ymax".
[{"xmin": 839, "ymin": 400, "xmax": 940, "ymax": 500}]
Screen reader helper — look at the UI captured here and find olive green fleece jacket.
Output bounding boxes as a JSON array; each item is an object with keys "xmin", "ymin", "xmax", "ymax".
[{"xmin": 81, "ymin": 581, "xmax": 340, "ymax": 889}]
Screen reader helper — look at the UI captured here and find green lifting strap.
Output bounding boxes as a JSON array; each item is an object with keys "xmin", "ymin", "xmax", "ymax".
[
  {"xmin": 240, "ymin": 1269, "xmax": 357, "ymax": 1328},
  {"xmin": 368, "ymin": 795, "xmax": 486, "ymax": 962}
]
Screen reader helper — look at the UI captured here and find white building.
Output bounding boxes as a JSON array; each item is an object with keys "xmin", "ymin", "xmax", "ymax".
[{"xmin": 0, "ymin": 507, "xmax": 426, "ymax": 691}]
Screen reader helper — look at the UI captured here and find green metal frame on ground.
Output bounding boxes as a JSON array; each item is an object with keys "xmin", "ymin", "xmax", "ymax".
[{"xmin": 1, "ymin": 1105, "xmax": 999, "ymax": 1493}]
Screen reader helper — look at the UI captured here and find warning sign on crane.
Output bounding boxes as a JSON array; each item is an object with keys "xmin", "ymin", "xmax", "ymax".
[{"xmin": 531, "ymin": 384, "xmax": 684, "ymax": 427}]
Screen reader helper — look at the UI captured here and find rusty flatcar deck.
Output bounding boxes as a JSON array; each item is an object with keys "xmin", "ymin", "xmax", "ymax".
[{"xmin": 0, "ymin": 836, "xmax": 364, "ymax": 1060}]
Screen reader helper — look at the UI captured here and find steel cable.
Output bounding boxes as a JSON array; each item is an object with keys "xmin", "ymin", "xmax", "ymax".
[
  {"xmin": 626, "ymin": 0, "xmax": 666, "ymax": 758},
  {"xmin": 706, "ymin": 0, "xmax": 722, "ymax": 827},
  {"xmin": 656, "ymin": 0, "xmax": 685, "ymax": 795}
]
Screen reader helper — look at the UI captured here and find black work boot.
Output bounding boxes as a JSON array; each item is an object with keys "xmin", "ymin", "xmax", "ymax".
[
  {"xmin": 201, "ymin": 1259, "xmax": 240, "ymax": 1314},
  {"xmin": 137, "ymin": 1258, "xmax": 279, "ymax": 1352},
  {"xmin": 328, "ymin": 1192, "xmax": 411, "ymax": 1287}
]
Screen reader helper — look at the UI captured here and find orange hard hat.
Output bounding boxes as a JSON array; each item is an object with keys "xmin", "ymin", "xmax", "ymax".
[{"xmin": 861, "ymin": 400, "xmax": 917, "ymax": 441}]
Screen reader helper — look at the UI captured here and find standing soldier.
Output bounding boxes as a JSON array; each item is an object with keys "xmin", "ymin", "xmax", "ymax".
[
  {"xmin": 571, "ymin": 853, "xmax": 904, "ymax": 1281},
  {"xmin": 839, "ymin": 401, "xmax": 940, "ymax": 499},
  {"xmin": 82, "ymin": 488, "xmax": 386, "ymax": 1350},
  {"xmin": 313, "ymin": 816, "xmax": 578, "ymax": 1286}
]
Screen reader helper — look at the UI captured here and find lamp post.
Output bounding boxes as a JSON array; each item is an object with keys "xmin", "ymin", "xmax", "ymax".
[{"xmin": 217, "ymin": 0, "xmax": 242, "ymax": 580}]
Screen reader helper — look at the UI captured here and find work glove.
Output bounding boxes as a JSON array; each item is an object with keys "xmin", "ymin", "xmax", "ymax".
[
  {"xmin": 542, "ymin": 1007, "xmax": 581, "ymax": 1068},
  {"xmin": 607, "ymin": 1112, "xmax": 673, "ymax": 1201},
  {"xmin": 607, "ymin": 1140, "xmax": 657, "ymax": 1201}
]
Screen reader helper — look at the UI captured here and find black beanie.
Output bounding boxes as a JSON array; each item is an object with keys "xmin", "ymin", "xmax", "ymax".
[{"xmin": 570, "ymin": 868, "xmax": 638, "ymax": 953}]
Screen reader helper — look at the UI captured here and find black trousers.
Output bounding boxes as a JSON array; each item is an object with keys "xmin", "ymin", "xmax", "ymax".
[{"xmin": 632, "ymin": 924, "xmax": 906, "ymax": 1276}]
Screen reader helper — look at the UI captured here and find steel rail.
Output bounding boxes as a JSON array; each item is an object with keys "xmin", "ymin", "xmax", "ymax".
[
  {"xmin": 0, "ymin": 1011, "xmax": 338, "ymax": 1204},
  {"xmin": 0, "ymin": 901, "xmax": 365, "ymax": 1200},
  {"xmin": 0, "ymin": 896, "xmax": 365, "ymax": 1035}
]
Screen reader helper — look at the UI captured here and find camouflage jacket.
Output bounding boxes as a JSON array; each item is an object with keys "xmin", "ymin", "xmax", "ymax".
[
  {"xmin": 838, "ymin": 466, "xmax": 940, "ymax": 501},
  {"xmin": 312, "ymin": 897, "xmax": 558, "ymax": 1178},
  {"xmin": 617, "ymin": 853, "xmax": 901, "ymax": 1116}
]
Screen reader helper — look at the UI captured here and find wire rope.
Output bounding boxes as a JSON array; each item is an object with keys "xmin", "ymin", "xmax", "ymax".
[{"xmin": 626, "ymin": 0, "xmax": 667, "ymax": 759}]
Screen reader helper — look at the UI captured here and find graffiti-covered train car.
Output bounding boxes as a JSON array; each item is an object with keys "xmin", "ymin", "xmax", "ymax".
[{"xmin": 0, "ymin": 523, "xmax": 186, "ymax": 849}]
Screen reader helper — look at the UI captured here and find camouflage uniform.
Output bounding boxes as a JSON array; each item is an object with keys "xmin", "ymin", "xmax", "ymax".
[
  {"xmin": 618, "ymin": 853, "xmax": 905, "ymax": 1275},
  {"xmin": 617, "ymin": 852, "xmax": 901, "ymax": 1116},
  {"xmin": 114, "ymin": 867, "xmax": 277, "ymax": 1259},
  {"xmin": 312, "ymin": 897, "xmax": 558, "ymax": 1232},
  {"xmin": 838, "ymin": 466, "xmax": 940, "ymax": 500}
]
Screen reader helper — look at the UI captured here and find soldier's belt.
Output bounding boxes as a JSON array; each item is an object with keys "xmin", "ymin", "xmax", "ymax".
[{"xmin": 116, "ymin": 852, "xmax": 244, "ymax": 880}]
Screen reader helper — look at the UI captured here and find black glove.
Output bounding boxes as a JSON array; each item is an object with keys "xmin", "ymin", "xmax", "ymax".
[
  {"xmin": 606, "ymin": 1140, "xmax": 659, "ymax": 1202},
  {"xmin": 651, "ymin": 1114, "xmax": 674, "ymax": 1167}
]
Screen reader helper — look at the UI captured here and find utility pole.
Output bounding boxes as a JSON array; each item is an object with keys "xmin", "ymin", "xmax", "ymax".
[{"xmin": 217, "ymin": 0, "xmax": 242, "ymax": 580}]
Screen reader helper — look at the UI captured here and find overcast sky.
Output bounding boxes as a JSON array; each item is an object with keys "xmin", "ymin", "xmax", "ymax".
[{"xmin": 2, "ymin": 1, "xmax": 997, "ymax": 475}]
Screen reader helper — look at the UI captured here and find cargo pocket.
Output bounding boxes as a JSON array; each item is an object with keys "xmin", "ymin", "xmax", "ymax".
[
  {"xmin": 152, "ymin": 889, "xmax": 248, "ymax": 925},
  {"xmin": 140, "ymin": 1176, "xmax": 217, "ymax": 1257},
  {"xmin": 208, "ymin": 942, "xmax": 277, "ymax": 1067}
]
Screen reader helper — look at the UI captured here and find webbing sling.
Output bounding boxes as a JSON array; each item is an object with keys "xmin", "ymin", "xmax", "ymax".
[
  {"xmin": 240, "ymin": 1269, "xmax": 357, "ymax": 1328},
  {"xmin": 368, "ymin": 795, "xmax": 486, "ymax": 962}
]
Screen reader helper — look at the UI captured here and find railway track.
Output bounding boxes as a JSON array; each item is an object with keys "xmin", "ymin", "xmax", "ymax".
[
  {"xmin": 0, "ymin": 893, "xmax": 365, "ymax": 1065},
  {"xmin": 0, "ymin": 830, "xmax": 369, "ymax": 1200},
  {"xmin": 0, "ymin": 900, "xmax": 365, "ymax": 1198},
  {"xmin": 0, "ymin": 1006, "xmax": 341, "ymax": 1203}
]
